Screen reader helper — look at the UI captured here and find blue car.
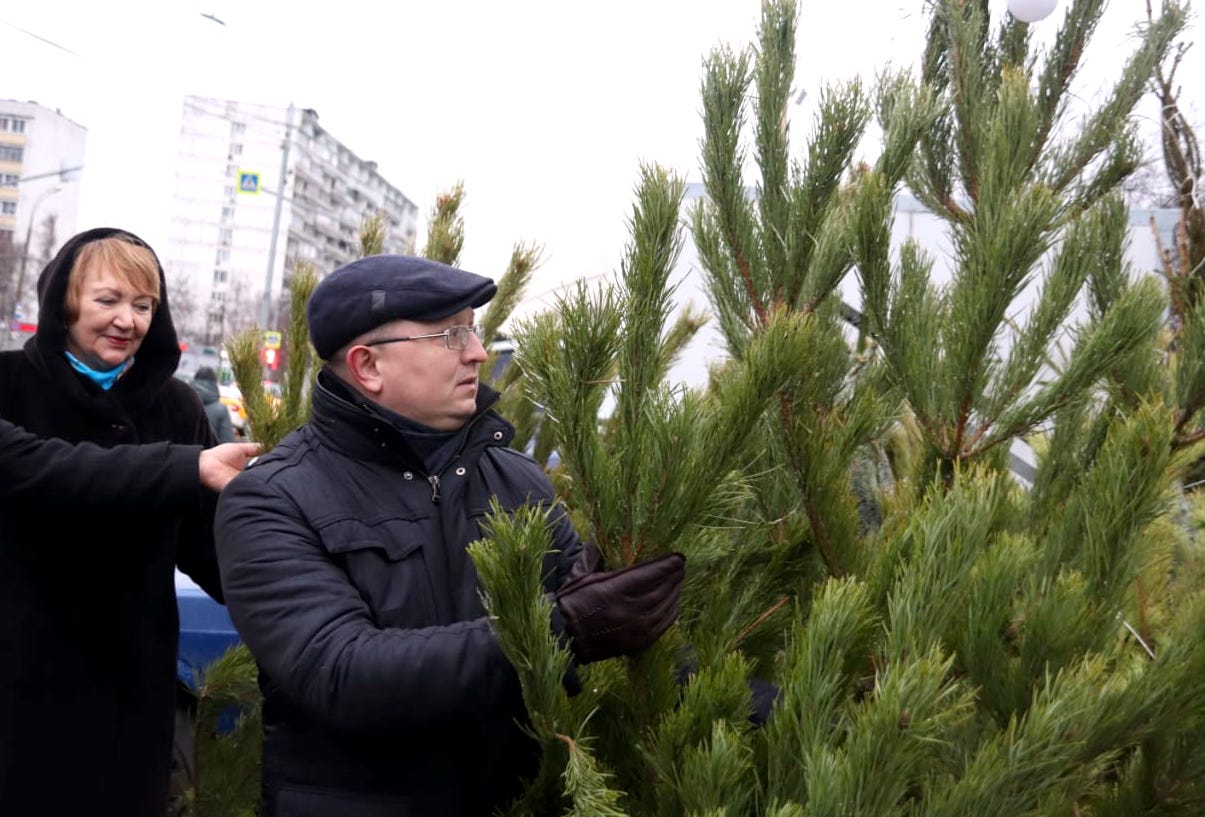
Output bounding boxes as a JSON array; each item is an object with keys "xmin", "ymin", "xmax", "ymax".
[{"xmin": 175, "ymin": 569, "xmax": 240, "ymax": 696}]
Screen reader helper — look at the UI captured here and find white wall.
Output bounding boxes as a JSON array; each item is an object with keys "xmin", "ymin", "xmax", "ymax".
[{"xmin": 663, "ymin": 192, "xmax": 1181, "ymax": 391}]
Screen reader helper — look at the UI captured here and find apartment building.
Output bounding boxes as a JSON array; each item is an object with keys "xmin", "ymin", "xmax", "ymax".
[
  {"xmin": 0, "ymin": 99, "xmax": 86, "ymax": 336},
  {"xmin": 166, "ymin": 96, "xmax": 419, "ymax": 344}
]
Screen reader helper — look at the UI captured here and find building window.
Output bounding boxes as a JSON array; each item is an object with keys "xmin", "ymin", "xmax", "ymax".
[
  {"xmin": 211, "ymin": 290, "xmax": 225, "ymax": 303},
  {"xmin": 0, "ymin": 146, "xmax": 24, "ymax": 162},
  {"xmin": 226, "ymin": 162, "xmax": 238, "ymax": 177},
  {"xmin": 231, "ymin": 122, "xmax": 246, "ymax": 136},
  {"xmin": 223, "ymin": 185, "xmax": 235, "ymax": 199},
  {"xmin": 221, "ymin": 206, "xmax": 235, "ymax": 221},
  {"xmin": 0, "ymin": 118, "xmax": 23, "ymax": 133},
  {"xmin": 213, "ymin": 269, "xmax": 227, "ymax": 284},
  {"xmin": 229, "ymin": 143, "xmax": 243, "ymax": 157},
  {"xmin": 1, "ymin": 202, "xmax": 16, "ymax": 215},
  {"xmin": 1, "ymin": 174, "xmax": 18, "ymax": 188},
  {"xmin": 215, "ymin": 248, "xmax": 230, "ymax": 264},
  {"xmin": 218, "ymin": 228, "xmax": 233, "ymax": 245}
]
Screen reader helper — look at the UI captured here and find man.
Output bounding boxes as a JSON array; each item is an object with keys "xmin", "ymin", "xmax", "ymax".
[
  {"xmin": 0, "ymin": 416, "xmax": 257, "ymax": 503},
  {"xmin": 215, "ymin": 255, "xmax": 685, "ymax": 817}
]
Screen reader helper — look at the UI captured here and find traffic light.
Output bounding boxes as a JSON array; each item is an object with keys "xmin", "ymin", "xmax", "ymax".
[{"xmin": 261, "ymin": 330, "xmax": 283, "ymax": 371}]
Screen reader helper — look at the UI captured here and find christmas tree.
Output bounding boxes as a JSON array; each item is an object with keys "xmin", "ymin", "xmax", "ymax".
[{"xmin": 472, "ymin": 1, "xmax": 1205, "ymax": 814}]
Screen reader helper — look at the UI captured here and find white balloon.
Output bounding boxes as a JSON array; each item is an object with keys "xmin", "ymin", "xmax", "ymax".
[{"xmin": 1007, "ymin": 0, "xmax": 1059, "ymax": 23}]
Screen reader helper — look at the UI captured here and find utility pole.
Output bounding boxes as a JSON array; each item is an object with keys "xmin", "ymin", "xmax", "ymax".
[{"xmin": 260, "ymin": 102, "xmax": 294, "ymax": 330}]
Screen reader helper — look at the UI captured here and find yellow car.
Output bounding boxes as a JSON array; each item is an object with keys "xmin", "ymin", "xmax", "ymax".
[{"xmin": 218, "ymin": 384, "xmax": 249, "ymax": 439}]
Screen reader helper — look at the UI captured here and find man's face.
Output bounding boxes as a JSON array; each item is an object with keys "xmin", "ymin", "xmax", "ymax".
[{"xmin": 368, "ymin": 308, "xmax": 488, "ymax": 430}]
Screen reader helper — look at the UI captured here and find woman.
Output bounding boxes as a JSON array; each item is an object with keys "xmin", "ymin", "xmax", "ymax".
[{"xmin": 0, "ymin": 227, "xmax": 223, "ymax": 817}]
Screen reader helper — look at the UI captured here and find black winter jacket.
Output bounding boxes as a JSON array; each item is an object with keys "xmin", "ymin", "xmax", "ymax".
[
  {"xmin": 215, "ymin": 371, "xmax": 583, "ymax": 817},
  {"xmin": 0, "ymin": 228, "xmax": 221, "ymax": 817}
]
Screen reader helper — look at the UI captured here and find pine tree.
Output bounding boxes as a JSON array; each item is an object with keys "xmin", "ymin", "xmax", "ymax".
[{"xmin": 472, "ymin": 1, "xmax": 1205, "ymax": 815}]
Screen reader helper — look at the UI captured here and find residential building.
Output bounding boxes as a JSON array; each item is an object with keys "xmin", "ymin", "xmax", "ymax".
[
  {"xmin": 166, "ymin": 96, "xmax": 419, "ymax": 345},
  {"xmin": 0, "ymin": 99, "xmax": 86, "ymax": 339}
]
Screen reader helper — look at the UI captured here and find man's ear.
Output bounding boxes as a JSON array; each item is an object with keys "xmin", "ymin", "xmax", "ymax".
[{"xmin": 343, "ymin": 345, "xmax": 385, "ymax": 396}]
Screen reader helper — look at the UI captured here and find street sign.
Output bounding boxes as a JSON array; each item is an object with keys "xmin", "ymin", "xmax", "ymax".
[
  {"xmin": 263, "ymin": 330, "xmax": 282, "ymax": 350},
  {"xmin": 238, "ymin": 171, "xmax": 261, "ymax": 194}
]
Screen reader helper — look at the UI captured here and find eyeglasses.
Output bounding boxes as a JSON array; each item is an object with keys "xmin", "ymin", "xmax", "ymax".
[{"xmin": 363, "ymin": 323, "xmax": 484, "ymax": 351}]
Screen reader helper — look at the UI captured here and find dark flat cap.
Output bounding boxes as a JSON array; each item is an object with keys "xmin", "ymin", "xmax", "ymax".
[{"xmin": 307, "ymin": 255, "xmax": 497, "ymax": 360}]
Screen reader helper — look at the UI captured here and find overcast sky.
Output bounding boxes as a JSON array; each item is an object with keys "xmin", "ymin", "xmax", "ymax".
[{"xmin": 3, "ymin": 1, "xmax": 1198, "ymax": 319}]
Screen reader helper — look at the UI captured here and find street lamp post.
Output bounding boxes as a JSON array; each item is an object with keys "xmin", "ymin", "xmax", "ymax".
[
  {"xmin": 260, "ymin": 102, "xmax": 295, "ymax": 330},
  {"xmin": 9, "ymin": 185, "xmax": 63, "ymax": 330}
]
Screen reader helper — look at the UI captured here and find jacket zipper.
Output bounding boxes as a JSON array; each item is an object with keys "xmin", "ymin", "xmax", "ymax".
[{"xmin": 426, "ymin": 410, "xmax": 493, "ymax": 504}]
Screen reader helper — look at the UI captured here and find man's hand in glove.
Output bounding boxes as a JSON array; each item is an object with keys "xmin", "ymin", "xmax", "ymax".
[{"xmin": 553, "ymin": 550, "xmax": 686, "ymax": 664}]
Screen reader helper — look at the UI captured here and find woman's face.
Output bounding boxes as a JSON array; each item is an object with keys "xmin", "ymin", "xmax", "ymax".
[{"xmin": 65, "ymin": 264, "xmax": 155, "ymax": 371}]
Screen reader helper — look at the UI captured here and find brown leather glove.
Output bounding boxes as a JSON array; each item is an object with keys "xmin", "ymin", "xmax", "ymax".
[{"xmin": 554, "ymin": 551, "xmax": 686, "ymax": 664}]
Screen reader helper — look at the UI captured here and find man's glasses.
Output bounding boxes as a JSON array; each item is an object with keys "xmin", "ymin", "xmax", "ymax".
[{"xmin": 363, "ymin": 323, "xmax": 484, "ymax": 351}]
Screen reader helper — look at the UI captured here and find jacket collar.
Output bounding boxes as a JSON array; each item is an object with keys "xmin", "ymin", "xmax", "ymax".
[{"xmin": 309, "ymin": 368, "xmax": 512, "ymax": 469}]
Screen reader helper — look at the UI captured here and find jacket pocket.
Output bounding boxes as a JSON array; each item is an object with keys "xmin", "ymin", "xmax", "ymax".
[{"xmin": 317, "ymin": 516, "xmax": 438, "ymax": 627}]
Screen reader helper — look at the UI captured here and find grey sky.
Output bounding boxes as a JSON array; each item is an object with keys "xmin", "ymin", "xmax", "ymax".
[{"xmin": 4, "ymin": 1, "xmax": 1197, "ymax": 318}]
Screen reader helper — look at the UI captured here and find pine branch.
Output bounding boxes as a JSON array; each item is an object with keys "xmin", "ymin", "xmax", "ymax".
[
  {"xmin": 657, "ymin": 304, "xmax": 708, "ymax": 378},
  {"xmin": 226, "ymin": 262, "xmax": 318, "ymax": 450},
  {"xmin": 985, "ymin": 277, "xmax": 1163, "ymax": 453},
  {"xmin": 790, "ymin": 80, "xmax": 869, "ymax": 299},
  {"xmin": 193, "ymin": 644, "xmax": 263, "ymax": 817},
  {"xmin": 358, "ymin": 210, "xmax": 388, "ymax": 257},
  {"xmin": 699, "ymin": 45, "xmax": 768, "ymax": 327},
  {"xmin": 613, "ymin": 166, "xmax": 688, "ymax": 554},
  {"xmin": 805, "ymin": 645, "xmax": 976, "ymax": 817},
  {"xmin": 422, "ymin": 182, "xmax": 466, "ymax": 266},
  {"xmin": 762, "ymin": 578, "xmax": 878, "ymax": 805},
  {"xmin": 513, "ymin": 283, "xmax": 623, "ymax": 548},
  {"xmin": 482, "ymin": 242, "xmax": 542, "ymax": 346},
  {"xmin": 1031, "ymin": 0, "xmax": 1107, "ymax": 159},
  {"xmin": 469, "ymin": 502, "xmax": 626, "ymax": 815},
  {"xmin": 1043, "ymin": 3, "xmax": 1186, "ymax": 197},
  {"xmin": 940, "ymin": 0, "xmax": 991, "ymax": 205},
  {"xmin": 753, "ymin": 0, "xmax": 796, "ymax": 301},
  {"xmin": 981, "ymin": 195, "xmax": 1124, "ymax": 424}
]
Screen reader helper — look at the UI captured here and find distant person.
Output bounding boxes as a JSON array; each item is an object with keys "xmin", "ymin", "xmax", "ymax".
[
  {"xmin": 215, "ymin": 255, "xmax": 685, "ymax": 816},
  {"xmin": 0, "ymin": 227, "xmax": 228, "ymax": 817},
  {"xmin": 192, "ymin": 365, "xmax": 237, "ymax": 442}
]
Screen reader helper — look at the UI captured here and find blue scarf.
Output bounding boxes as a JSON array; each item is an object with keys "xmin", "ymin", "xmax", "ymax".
[{"xmin": 65, "ymin": 351, "xmax": 132, "ymax": 391}]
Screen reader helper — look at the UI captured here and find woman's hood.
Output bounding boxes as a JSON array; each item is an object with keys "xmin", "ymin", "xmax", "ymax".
[{"xmin": 29, "ymin": 226, "xmax": 182, "ymax": 392}]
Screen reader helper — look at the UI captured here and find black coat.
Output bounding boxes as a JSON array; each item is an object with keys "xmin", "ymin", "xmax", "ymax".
[
  {"xmin": 0, "ymin": 416, "xmax": 204, "ymax": 507},
  {"xmin": 215, "ymin": 372, "xmax": 584, "ymax": 817},
  {"xmin": 0, "ymin": 228, "xmax": 221, "ymax": 817}
]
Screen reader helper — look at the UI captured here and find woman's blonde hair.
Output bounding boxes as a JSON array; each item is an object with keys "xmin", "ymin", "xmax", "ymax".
[{"xmin": 63, "ymin": 237, "xmax": 161, "ymax": 324}]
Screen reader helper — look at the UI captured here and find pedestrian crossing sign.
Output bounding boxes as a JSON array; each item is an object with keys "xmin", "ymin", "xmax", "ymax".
[{"xmin": 238, "ymin": 171, "xmax": 261, "ymax": 194}]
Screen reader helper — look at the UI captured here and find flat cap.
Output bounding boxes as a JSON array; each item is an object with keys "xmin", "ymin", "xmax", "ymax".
[{"xmin": 307, "ymin": 255, "xmax": 497, "ymax": 360}]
